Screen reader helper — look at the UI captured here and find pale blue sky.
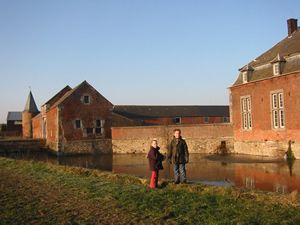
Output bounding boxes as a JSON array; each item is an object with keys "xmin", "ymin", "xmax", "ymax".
[{"xmin": 1, "ymin": 0, "xmax": 299, "ymax": 123}]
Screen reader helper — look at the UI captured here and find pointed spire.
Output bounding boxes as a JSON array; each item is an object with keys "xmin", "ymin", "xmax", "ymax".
[{"xmin": 23, "ymin": 91, "xmax": 39, "ymax": 113}]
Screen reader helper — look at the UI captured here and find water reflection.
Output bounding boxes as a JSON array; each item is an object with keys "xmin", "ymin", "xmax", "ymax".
[{"xmin": 1, "ymin": 151, "xmax": 299, "ymax": 194}]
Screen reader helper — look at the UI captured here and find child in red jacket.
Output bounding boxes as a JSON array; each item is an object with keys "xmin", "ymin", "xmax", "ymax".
[{"xmin": 147, "ymin": 140, "xmax": 165, "ymax": 188}]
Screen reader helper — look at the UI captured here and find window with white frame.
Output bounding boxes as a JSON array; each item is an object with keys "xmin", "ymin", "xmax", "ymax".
[
  {"xmin": 271, "ymin": 91, "xmax": 285, "ymax": 129},
  {"xmin": 241, "ymin": 96, "xmax": 252, "ymax": 129},
  {"xmin": 273, "ymin": 63, "xmax": 279, "ymax": 75},
  {"xmin": 242, "ymin": 72, "xmax": 248, "ymax": 83}
]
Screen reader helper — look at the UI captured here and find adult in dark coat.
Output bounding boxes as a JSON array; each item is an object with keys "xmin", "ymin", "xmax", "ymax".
[
  {"xmin": 167, "ymin": 129, "xmax": 189, "ymax": 184},
  {"xmin": 148, "ymin": 140, "xmax": 165, "ymax": 188}
]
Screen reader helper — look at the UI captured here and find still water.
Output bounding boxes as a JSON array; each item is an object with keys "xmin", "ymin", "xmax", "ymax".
[{"xmin": 1, "ymin": 151, "xmax": 300, "ymax": 194}]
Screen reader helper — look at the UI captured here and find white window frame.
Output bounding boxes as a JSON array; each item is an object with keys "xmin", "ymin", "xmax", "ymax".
[
  {"xmin": 242, "ymin": 72, "xmax": 248, "ymax": 83},
  {"xmin": 241, "ymin": 95, "xmax": 252, "ymax": 130},
  {"xmin": 273, "ymin": 63, "xmax": 279, "ymax": 76},
  {"xmin": 271, "ymin": 90, "xmax": 285, "ymax": 129}
]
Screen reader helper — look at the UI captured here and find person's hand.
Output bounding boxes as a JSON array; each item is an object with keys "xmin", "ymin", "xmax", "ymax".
[
  {"xmin": 185, "ymin": 157, "xmax": 189, "ymax": 163},
  {"xmin": 168, "ymin": 158, "xmax": 171, "ymax": 164}
]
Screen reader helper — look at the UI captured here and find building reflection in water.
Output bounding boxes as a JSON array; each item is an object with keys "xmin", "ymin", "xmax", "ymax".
[{"xmin": 1, "ymin": 151, "xmax": 299, "ymax": 193}]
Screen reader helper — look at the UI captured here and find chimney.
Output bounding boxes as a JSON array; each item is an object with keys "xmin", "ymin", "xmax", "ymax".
[{"xmin": 287, "ymin": 18, "xmax": 298, "ymax": 37}]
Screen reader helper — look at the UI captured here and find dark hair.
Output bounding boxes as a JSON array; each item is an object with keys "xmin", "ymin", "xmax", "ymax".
[{"xmin": 173, "ymin": 128, "xmax": 181, "ymax": 133}]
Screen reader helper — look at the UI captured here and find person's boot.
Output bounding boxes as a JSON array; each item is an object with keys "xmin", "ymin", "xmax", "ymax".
[
  {"xmin": 174, "ymin": 179, "xmax": 180, "ymax": 184},
  {"xmin": 181, "ymin": 179, "xmax": 187, "ymax": 184}
]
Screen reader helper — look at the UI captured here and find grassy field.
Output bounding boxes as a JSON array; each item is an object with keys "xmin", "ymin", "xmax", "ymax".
[{"xmin": 0, "ymin": 157, "xmax": 299, "ymax": 224}]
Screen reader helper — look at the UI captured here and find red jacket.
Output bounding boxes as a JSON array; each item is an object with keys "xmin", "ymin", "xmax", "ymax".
[{"xmin": 148, "ymin": 146, "xmax": 164, "ymax": 171}]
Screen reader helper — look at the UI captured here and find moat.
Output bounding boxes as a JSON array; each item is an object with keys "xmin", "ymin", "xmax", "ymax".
[{"xmin": 1, "ymin": 151, "xmax": 299, "ymax": 194}]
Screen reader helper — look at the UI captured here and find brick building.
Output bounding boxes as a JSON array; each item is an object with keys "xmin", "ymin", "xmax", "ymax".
[
  {"xmin": 6, "ymin": 112, "xmax": 22, "ymax": 134},
  {"xmin": 113, "ymin": 105, "xmax": 229, "ymax": 126},
  {"xmin": 29, "ymin": 80, "xmax": 229, "ymax": 155},
  {"xmin": 229, "ymin": 18, "xmax": 300, "ymax": 158},
  {"xmin": 32, "ymin": 81, "xmax": 114, "ymax": 155}
]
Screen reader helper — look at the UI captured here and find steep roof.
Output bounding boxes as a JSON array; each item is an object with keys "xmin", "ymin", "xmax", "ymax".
[
  {"xmin": 48, "ymin": 81, "xmax": 87, "ymax": 111},
  {"xmin": 7, "ymin": 112, "xmax": 22, "ymax": 121},
  {"xmin": 232, "ymin": 23, "xmax": 300, "ymax": 86},
  {"xmin": 47, "ymin": 80, "xmax": 113, "ymax": 111},
  {"xmin": 23, "ymin": 91, "xmax": 39, "ymax": 113},
  {"xmin": 113, "ymin": 105, "xmax": 229, "ymax": 118},
  {"xmin": 44, "ymin": 85, "xmax": 72, "ymax": 107}
]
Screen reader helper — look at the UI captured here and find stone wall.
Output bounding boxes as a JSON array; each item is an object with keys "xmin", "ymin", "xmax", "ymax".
[
  {"xmin": 234, "ymin": 140, "xmax": 300, "ymax": 158},
  {"xmin": 112, "ymin": 124, "xmax": 234, "ymax": 154},
  {"xmin": 46, "ymin": 139, "xmax": 112, "ymax": 156},
  {"xmin": 0, "ymin": 139, "xmax": 46, "ymax": 153}
]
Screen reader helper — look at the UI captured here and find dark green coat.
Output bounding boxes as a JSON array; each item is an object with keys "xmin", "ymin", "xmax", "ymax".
[{"xmin": 167, "ymin": 137, "xmax": 189, "ymax": 164}]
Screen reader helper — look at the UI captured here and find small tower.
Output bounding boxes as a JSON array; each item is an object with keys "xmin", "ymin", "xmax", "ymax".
[{"xmin": 22, "ymin": 91, "xmax": 40, "ymax": 138}]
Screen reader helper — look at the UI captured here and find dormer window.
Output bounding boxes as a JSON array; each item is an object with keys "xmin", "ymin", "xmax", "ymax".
[
  {"xmin": 271, "ymin": 53, "xmax": 285, "ymax": 76},
  {"xmin": 239, "ymin": 64, "xmax": 253, "ymax": 84},
  {"xmin": 242, "ymin": 72, "xmax": 248, "ymax": 83},
  {"xmin": 273, "ymin": 63, "xmax": 279, "ymax": 75}
]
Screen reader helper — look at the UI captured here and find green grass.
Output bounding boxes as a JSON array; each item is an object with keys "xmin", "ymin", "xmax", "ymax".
[{"xmin": 0, "ymin": 157, "xmax": 300, "ymax": 224}]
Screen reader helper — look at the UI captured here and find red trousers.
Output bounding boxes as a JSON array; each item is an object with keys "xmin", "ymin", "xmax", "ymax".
[{"xmin": 150, "ymin": 170, "xmax": 159, "ymax": 188}]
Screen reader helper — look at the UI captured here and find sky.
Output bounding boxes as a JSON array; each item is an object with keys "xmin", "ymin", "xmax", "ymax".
[{"xmin": 0, "ymin": 0, "xmax": 299, "ymax": 124}]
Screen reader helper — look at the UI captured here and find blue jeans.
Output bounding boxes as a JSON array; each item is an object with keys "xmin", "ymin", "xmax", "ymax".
[{"xmin": 173, "ymin": 164, "xmax": 187, "ymax": 180}]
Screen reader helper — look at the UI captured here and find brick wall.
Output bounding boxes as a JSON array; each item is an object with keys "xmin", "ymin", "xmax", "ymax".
[
  {"xmin": 230, "ymin": 72, "xmax": 300, "ymax": 158},
  {"xmin": 46, "ymin": 108, "xmax": 58, "ymax": 142},
  {"xmin": 58, "ymin": 83, "xmax": 113, "ymax": 141},
  {"xmin": 230, "ymin": 72, "xmax": 300, "ymax": 141},
  {"xmin": 7, "ymin": 121, "xmax": 22, "ymax": 133},
  {"xmin": 112, "ymin": 124, "xmax": 234, "ymax": 154},
  {"xmin": 32, "ymin": 115, "xmax": 42, "ymax": 138},
  {"xmin": 22, "ymin": 112, "xmax": 39, "ymax": 139}
]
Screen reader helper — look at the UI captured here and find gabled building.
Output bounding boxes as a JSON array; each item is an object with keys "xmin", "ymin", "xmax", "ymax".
[
  {"xmin": 32, "ymin": 80, "xmax": 114, "ymax": 155},
  {"xmin": 229, "ymin": 18, "xmax": 300, "ymax": 158},
  {"xmin": 113, "ymin": 105, "xmax": 229, "ymax": 126},
  {"xmin": 6, "ymin": 111, "xmax": 22, "ymax": 133}
]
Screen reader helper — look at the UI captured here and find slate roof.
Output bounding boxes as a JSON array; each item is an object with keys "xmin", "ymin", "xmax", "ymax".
[
  {"xmin": 48, "ymin": 81, "xmax": 87, "ymax": 111},
  {"xmin": 113, "ymin": 105, "xmax": 229, "ymax": 118},
  {"xmin": 7, "ymin": 112, "xmax": 22, "ymax": 121},
  {"xmin": 45, "ymin": 85, "xmax": 72, "ymax": 106},
  {"xmin": 23, "ymin": 91, "xmax": 39, "ymax": 113},
  {"xmin": 232, "ymin": 24, "xmax": 300, "ymax": 86}
]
